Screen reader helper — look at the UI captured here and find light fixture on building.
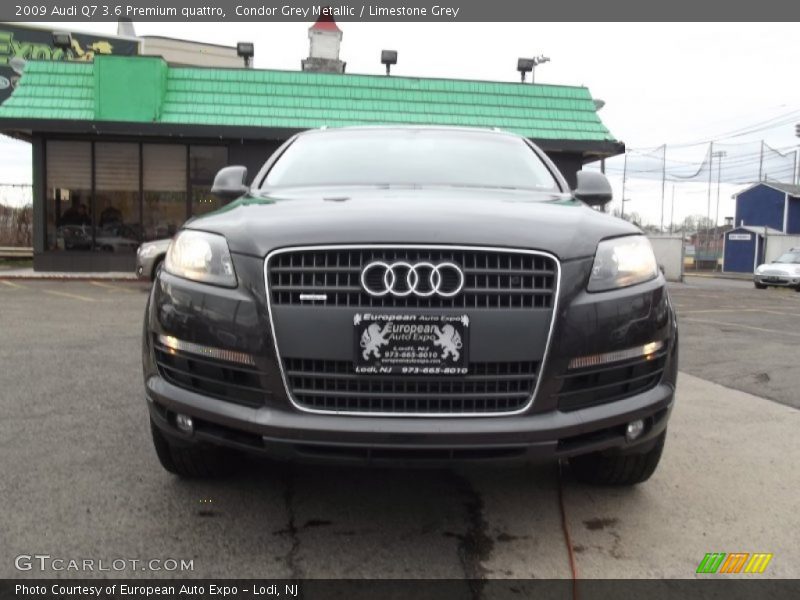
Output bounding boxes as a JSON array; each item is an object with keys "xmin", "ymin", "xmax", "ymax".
[
  {"xmin": 237, "ymin": 42, "xmax": 255, "ymax": 69},
  {"xmin": 518, "ymin": 55, "xmax": 551, "ymax": 84},
  {"xmin": 517, "ymin": 58, "xmax": 534, "ymax": 82},
  {"xmin": 52, "ymin": 31, "xmax": 73, "ymax": 52},
  {"xmin": 381, "ymin": 50, "xmax": 398, "ymax": 76},
  {"xmin": 531, "ymin": 55, "xmax": 550, "ymax": 83}
]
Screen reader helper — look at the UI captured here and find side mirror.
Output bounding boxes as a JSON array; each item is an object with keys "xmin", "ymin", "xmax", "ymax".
[
  {"xmin": 211, "ymin": 166, "xmax": 248, "ymax": 201},
  {"xmin": 573, "ymin": 170, "xmax": 612, "ymax": 207}
]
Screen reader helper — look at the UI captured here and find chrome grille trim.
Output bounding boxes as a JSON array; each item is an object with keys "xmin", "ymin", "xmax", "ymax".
[
  {"xmin": 264, "ymin": 245, "xmax": 562, "ymax": 417},
  {"xmin": 268, "ymin": 247, "xmax": 557, "ymax": 309},
  {"xmin": 284, "ymin": 359, "xmax": 539, "ymax": 414}
]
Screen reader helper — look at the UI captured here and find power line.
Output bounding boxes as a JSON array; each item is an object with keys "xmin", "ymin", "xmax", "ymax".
[{"xmin": 622, "ymin": 108, "xmax": 800, "ymax": 152}]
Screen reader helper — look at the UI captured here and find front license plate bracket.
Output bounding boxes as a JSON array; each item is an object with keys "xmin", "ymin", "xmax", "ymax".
[{"xmin": 353, "ymin": 313, "xmax": 469, "ymax": 375}]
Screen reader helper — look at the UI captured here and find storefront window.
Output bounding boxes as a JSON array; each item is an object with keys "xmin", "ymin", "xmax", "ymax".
[
  {"xmin": 143, "ymin": 144, "xmax": 187, "ymax": 241},
  {"xmin": 43, "ymin": 140, "xmax": 230, "ymax": 254},
  {"xmin": 46, "ymin": 141, "xmax": 92, "ymax": 251},
  {"xmin": 190, "ymin": 146, "xmax": 228, "ymax": 216},
  {"xmin": 94, "ymin": 143, "xmax": 141, "ymax": 254}
]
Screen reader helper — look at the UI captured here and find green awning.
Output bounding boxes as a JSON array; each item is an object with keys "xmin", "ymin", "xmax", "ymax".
[{"xmin": 0, "ymin": 55, "xmax": 621, "ymax": 154}]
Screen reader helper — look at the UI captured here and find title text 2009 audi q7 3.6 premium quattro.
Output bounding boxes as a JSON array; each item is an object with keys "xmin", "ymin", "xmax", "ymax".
[{"xmin": 143, "ymin": 127, "xmax": 678, "ymax": 485}]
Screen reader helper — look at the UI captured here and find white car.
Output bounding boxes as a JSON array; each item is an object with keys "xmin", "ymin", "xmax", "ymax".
[
  {"xmin": 754, "ymin": 248, "xmax": 800, "ymax": 290},
  {"xmin": 136, "ymin": 238, "xmax": 172, "ymax": 280}
]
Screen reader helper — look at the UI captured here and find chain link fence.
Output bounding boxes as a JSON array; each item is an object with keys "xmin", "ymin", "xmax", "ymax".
[{"xmin": 0, "ymin": 184, "xmax": 33, "ymax": 247}]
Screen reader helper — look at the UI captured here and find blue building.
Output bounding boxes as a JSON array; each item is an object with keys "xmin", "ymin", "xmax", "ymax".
[{"xmin": 723, "ymin": 183, "xmax": 800, "ymax": 273}]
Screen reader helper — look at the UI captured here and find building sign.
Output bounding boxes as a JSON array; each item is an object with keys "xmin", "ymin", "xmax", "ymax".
[
  {"xmin": 729, "ymin": 233, "xmax": 752, "ymax": 241},
  {"xmin": 0, "ymin": 25, "xmax": 139, "ymax": 104}
]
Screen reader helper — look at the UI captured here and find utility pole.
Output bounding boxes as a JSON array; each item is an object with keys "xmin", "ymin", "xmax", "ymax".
[
  {"xmin": 660, "ymin": 144, "xmax": 667, "ymax": 233},
  {"xmin": 713, "ymin": 150, "xmax": 727, "ymax": 269},
  {"xmin": 669, "ymin": 184, "xmax": 675, "ymax": 235},
  {"xmin": 621, "ymin": 152, "xmax": 628, "ymax": 219},
  {"xmin": 758, "ymin": 140, "xmax": 764, "ymax": 181},
  {"xmin": 795, "ymin": 124, "xmax": 800, "ymax": 184},
  {"xmin": 705, "ymin": 142, "xmax": 714, "ymax": 259}
]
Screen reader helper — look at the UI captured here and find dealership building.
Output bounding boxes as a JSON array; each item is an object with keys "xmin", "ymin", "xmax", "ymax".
[{"xmin": 0, "ymin": 18, "xmax": 623, "ymax": 272}]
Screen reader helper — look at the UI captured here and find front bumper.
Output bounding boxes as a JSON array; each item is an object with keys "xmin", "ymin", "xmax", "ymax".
[
  {"xmin": 136, "ymin": 254, "xmax": 157, "ymax": 280},
  {"xmin": 146, "ymin": 373, "xmax": 673, "ymax": 465},
  {"xmin": 143, "ymin": 252, "xmax": 678, "ymax": 466},
  {"xmin": 754, "ymin": 274, "xmax": 800, "ymax": 287}
]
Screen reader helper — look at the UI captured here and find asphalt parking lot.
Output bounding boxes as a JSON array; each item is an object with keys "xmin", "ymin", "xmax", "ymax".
[
  {"xmin": 0, "ymin": 276, "xmax": 798, "ymax": 579},
  {"xmin": 672, "ymin": 275, "xmax": 800, "ymax": 409}
]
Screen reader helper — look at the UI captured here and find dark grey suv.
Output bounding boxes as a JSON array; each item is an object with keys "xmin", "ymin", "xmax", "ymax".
[{"xmin": 142, "ymin": 126, "xmax": 677, "ymax": 485}]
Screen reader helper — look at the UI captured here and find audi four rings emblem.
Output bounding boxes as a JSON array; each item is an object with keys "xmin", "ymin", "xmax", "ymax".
[{"xmin": 360, "ymin": 261, "xmax": 465, "ymax": 297}]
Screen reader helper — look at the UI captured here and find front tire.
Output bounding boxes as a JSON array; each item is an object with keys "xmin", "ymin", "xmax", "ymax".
[
  {"xmin": 151, "ymin": 421, "xmax": 232, "ymax": 478},
  {"xmin": 569, "ymin": 431, "xmax": 666, "ymax": 486},
  {"xmin": 754, "ymin": 282, "xmax": 767, "ymax": 289}
]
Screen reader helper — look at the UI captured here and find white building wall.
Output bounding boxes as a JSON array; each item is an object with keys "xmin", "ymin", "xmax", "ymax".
[
  {"xmin": 139, "ymin": 37, "xmax": 240, "ymax": 67},
  {"xmin": 309, "ymin": 30, "xmax": 342, "ymax": 60},
  {"xmin": 648, "ymin": 235, "xmax": 684, "ymax": 282},
  {"xmin": 764, "ymin": 234, "xmax": 800, "ymax": 264}
]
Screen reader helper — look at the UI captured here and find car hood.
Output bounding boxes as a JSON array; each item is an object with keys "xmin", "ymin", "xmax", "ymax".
[
  {"xmin": 758, "ymin": 263, "xmax": 800, "ymax": 275},
  {"xmin": 185, "ymin": 186, "xmax": 641, "ymax": 260},
  {"xmin": 142, "ymin": 238, "xmax": 172, "ymax": 250}
]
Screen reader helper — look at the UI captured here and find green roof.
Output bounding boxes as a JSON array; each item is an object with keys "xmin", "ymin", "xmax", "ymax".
[{"xmin": 0, "ymin": 55, "xmax": 618, "ymax": 145}]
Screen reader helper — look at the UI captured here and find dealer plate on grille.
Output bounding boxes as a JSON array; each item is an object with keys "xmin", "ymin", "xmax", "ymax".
[{"xmin": 354, "ymin": 313, "xmax": 469, "ymax": 375}]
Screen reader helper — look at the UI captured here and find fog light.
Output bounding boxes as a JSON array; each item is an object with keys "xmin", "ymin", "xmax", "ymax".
[
  {"xmin": 626, "ymin": 419, "xmax": 645, "ymax": 441},
  {"xmin": 175, "ymin": 414, "xmax": 194, "ymax": 433}
]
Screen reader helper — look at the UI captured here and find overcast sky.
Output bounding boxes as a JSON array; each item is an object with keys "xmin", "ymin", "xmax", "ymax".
[{"xmin": 3, "ymin": 21, "xmax": 799, "ymax": 226}]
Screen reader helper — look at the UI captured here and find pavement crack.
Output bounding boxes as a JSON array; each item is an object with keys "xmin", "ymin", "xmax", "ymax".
[
  {"xmin": 449, "ymin": 472, "xmax": 493, "ymax": 600},
  {"xmin": 279, "ymin": 471, "xmax": 303, "ymax": 579}
]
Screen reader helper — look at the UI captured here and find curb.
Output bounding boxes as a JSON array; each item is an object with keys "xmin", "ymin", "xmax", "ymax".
[
  {"xmin": 0, "ymin": 274, "xmax": 140, "ymax": 282},
  {"xmin": 684, "ymin": 272, "xmax": 752, "ymax": 281}
]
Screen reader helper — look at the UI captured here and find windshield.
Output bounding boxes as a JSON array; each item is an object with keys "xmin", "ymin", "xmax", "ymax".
[
  {"xmin": 774, "ymin": 252, "xmax": 800, "ymax": 264},
  {"xmin": 262, "ymin": 129, "xmax": 561, "ymax": 191}
]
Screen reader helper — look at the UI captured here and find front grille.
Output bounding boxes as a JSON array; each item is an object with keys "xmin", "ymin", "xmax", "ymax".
[
  {"xmin": 268, "ymin": 247, "xmax": 557, "ymax": 309},
  {"xmin": 284, "ymin": 358, "xmax": 538, "ymax": 414},
  {"xmin": 556, "ymin": 349, "xmax": 668, "ymax": 412},
  {"xmin": 154, "ymin": 340, "xmax": 267, "ymax": 407},
  {"xmin": 292, "ymin": 445, "xmax": 528, "ymax": 461}
]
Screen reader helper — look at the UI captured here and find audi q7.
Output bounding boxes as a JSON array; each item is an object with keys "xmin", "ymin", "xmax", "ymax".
[{"xmin": 142, "ymin": 126, "xmax": 678, "ymax": 485}]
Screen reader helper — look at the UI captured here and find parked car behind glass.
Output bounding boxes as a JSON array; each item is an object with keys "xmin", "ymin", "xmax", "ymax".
[{"xmin": 136, "ymin": 238, "xmax": 171, "ymax": 280}]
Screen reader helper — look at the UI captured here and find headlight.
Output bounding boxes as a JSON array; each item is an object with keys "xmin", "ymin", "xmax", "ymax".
[
  {"xmin": 164, "ymin": 230, "xmax": 237, "ymax": 287},
  {"xmin": 588, "ymin": 235, "xmax": 659, "ymax": 292}
]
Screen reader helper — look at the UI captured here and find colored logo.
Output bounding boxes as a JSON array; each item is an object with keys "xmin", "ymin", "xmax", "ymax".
[{"xmin": 696, "ymin": 553, "xmax": 773, "ymax": 574}]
